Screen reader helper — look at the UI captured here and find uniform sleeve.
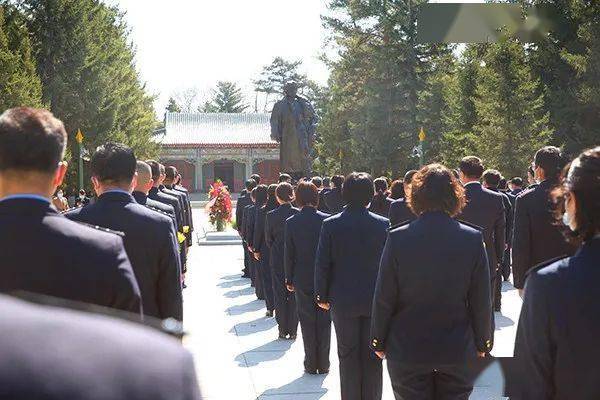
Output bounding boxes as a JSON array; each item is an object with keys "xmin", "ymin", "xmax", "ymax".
[
  {"xmin": 512, "ymin": 196, "xmax": 531, "ymax": 289},
  {"xmin": 388, "ymin": 203, "xmax": 398, "ymax": 226},
  {"xmin": 468, "ymin": 234, "xmax": 492, "ymax": 353},
  {"xmin": 494, "ymin": 199, "xmax": 506, "ymax": 269},
  {"xmin": 265, "ymin": 214, "xmax": 274, "ymax": 249},
  {"xmin": 247, "ymin": 212, "xmax": 256, "ymax": 248},
  {"xmin": 513, "ymin": 273, "xmax": 555, "ymax": 399},
  {"xmin": 370, "ymin": 234, "xmax": 398, "ymax": 352},
  {"xmin": 235, "ymin": 199, "xmax": 244, "ymax": 233},
  {"xmin": 183, "ymin": 352, "xmax": 203, "ymax": 400},
  {"xmin": 157, "ymin": 226, "xmax": 184, "ymax": 321},
  {"xmin": 284, "ymin": 221, "xmax": 295, "ymax": 285},
  {"xmin": 111, "ymin": 236, "xmax": 143, "ymax": 317},
  {"xmin": 253, "ymin": 210, "xmax": 264, "ymax": 251},
  {"xmin": 314, "ymin": 222, "xmax": 332, "ymax": 303}
]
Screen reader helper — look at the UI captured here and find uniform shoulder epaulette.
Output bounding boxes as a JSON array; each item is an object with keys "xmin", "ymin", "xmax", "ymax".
[
  {"xmin": 525, "ymin": 255, "xmax": 569, "ymax": 277},
  {"xmin": 73, "ymin": 221, "xmax": 125, "ymax": 237},
  {"xmin": 456, "ymin": 219, "xmax": 484, "ymax": 232},
  {"xmin": 389, "ymin": 220, "xmax": 411, "ymax": 232},
  {"xmin": 144, "ymin": 204, "xmax": 171, "ymax": 217}
]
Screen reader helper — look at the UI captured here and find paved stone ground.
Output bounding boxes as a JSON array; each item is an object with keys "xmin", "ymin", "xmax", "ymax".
[{"xmin": 184, "ymin": 209, "xmax": 520, "ymax": 400}]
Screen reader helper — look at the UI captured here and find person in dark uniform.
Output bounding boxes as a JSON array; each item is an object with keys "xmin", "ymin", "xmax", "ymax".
[
  {"xmin": 323, "ymin": 175, "xmax": 345, "ymax": 214},
  {"xmin": 0, "ymin": 107, "xmax": 141, "ymax": 315},
  {"xmin": 371, "ymin": 164, "xmax": 492, "ymax": 400},
  {"xmin": 368, "ymin": 177, "xmax": 393, "ymax": 217},
  {"xmin": 388, "ymin": 170, "xmax": 417, "ymax": 226},
  {"xmin": 169, "ymin": 168, "xmax": 194, "ymax": 242},
  {"xmin": 482, "ymin": 169, "xmax": 513, "ymax": 310},
  {"xmin": 457, "ymin": 157, "xmax": 505, "ymax": 322},
  {"xmin": 237, "ymin": 179, "xmax": 258, "ymax": 278},
  {"xmin": 66, "ymin": 143, "xmax": 183, "ymax": 321},
  {"xmin": 253, "ymin": 184, "xmax": 277, "ymax": 317},
  {"xmin": 508, "ymin": 176, "xmax": 524, "ymax": 199},
  {"xmin": 315, "ymin": 172, "xmax": 389, "ymax": 400},
  {"xmin": 278, "ymin": 173, "xmax": 292, "ymax": 184},
  {"xmin": 512, "ymin": 146, "xmax": 576, "ymax": 295},
  {"xmin": 162, "ymin": 166, "xmax": 191, "ymax": 247},
  {"xmin": 389, "ymin": 179, "xmax": 404, "ymax": 200},
  {"xmin": 514, "ymin": 147, "xmax": 600, "ymax": 399},
  {"xmin": 246, "ymin": 186, "xmax": 265, "ymax": 300},
  {"xmin": 243, "ymin": 188, "xmax": 261, "ymax": 293},
  {"xmin": 265, "ymin": 182, "xmax": 300, "ymax": 339},
  {"xmin": 284, "ymin": 181, "xmax": 331, "ymax": 375},
  {"xmin": 526, "ymin": 165, "xmax": 538, "ymax": 189},
  {"xmin": 315, "ymin": 176, "xmax": 331, "ymax": 213},
  {"xmin": 0, "ymin": 294, "xmax": 201, "ymax": 400},
  {"xmin": 133, "ymin": 162, "xmax": 178, "ymax": 226}
]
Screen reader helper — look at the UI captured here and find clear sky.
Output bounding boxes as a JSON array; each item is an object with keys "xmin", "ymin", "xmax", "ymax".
[{"xmin": 112, "ymin": 0, "xmax": 486, "ymax": 115}]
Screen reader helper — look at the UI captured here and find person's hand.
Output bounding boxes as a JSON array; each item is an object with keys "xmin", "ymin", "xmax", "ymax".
[
  {"xmin": 518, "ymin": 289, "xmax": 524, "ymax": 298},
  {"xmin": 286, "ymin": 283, "xmax": 295, "ymax": 292},
  {"xmin": 477, "ymin": 352, "xmax": 486, "ymax": 358},
  {"xmin": 317, "ymin": 302, "xmax": 330, "ymax": 311},
  {"xmin": 375, "ymin": 351, "xmax": 386, "ymax": 360},
  {"xmin": 253, "ymin": 252, "xmax": 260, "ymax": 261}
]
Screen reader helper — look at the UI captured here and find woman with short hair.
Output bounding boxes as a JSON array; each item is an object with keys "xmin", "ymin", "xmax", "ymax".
[
  {"xmin": 514, "ymin": 147, "xmax": 600, "ymax": 399},
  {"xmin": 371, "ymin": 164, "xmax": 491, "ymax": 400}
]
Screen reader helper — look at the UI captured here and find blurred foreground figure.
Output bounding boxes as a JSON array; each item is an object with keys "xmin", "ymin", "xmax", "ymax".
[
  {"xmin": 315, "ymin": 172, "xmax": 389, "ymax": 400},
  {"xmin": 0, "ymin": 294, "xmax": 201, "ymax": 400},
  {"xmin": 0, "ymin": 108, "xmax": 141, "ymax": 315},
  {"xmin": 514, "ymin": 147, "xmax": 600, "ymax": 400},
  {"xmin": 371, "ymin": 164, "xmax": 491, "ymax": 400}
]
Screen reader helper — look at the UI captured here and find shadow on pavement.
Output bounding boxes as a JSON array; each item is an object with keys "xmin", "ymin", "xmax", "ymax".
[
  {"xmin": 235, "ymin": 339, "xmax": 294, "ymax": 367},
  {"xmin": 224, "ymin": 286, "xmax": 255, "ymax": 298},
  {"xmin": 226, "ymin": 299, "xmax": 265, "ymax": 315},
  {"xmin": 220, "ymin": 274, "xmax": 244, "ymax": 281},
  {"xmin": 230, "ymin": 316, "xmax": 277, "ymax": 336},
  {"xmin": 495, "ymin": 313, "xmax": 515, "ymax": 329},
  {"xmin": 258, "ymin": 373, "xmax": 328, "ymax": 399},
  {"xmin": 218, "ymin": 279, "xmax": 249, "ymax": 289}
]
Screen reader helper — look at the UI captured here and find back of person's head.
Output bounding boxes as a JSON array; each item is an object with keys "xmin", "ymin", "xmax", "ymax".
[
  {"xmin": 342, "ymin": 172, "xmax": 373, "ymax": 208},
  {"xmin": 482, "ymin": 169, "xmax": 502, "ymax": 188},
  {"xmin": 135, "ymin": 161, "xmax": 152, "ymax": 186},
  {"xmin": 295, "ymin": 181, "xmax": 319, "ymax": 208},
  {"xmin": 278, "ymin": 173, "xmax": 291, "ymax": 183},
  {"xmin": 331, "ymin": 175, "xmax": 344, "ymax": 189},
  {"xmin": 311, "ymin": 176, "xmax": 323, "ymax": 188},
  {"xmin": 146, "ymin": 160, "xmax": 161, "ymax": 181},
  {"xmin": 245, "ymin": 178, "xmax": 258, "ymax": 191},
  {"xmin": 459, "ymin": 156, "xmax": 484, "ymax": 179},
  {"xmin": 408, "ymin": 164, "xmax": 465, "ymax": 217},
  {"xmin": 555, "ymin": 146, "xmax": 600, "ymax": 243},
  {"xmin": 266, "ymin": 184, "xmax": 278, "ymax": 208},
  {"xmin": 390, "ymin": 179, "xmax": 405, "ymax": 199},
  {"xmin": 498, "ymin": 178, "xmax": 508, "ymax": 190},
  {"xmin": 0, "ymin": 108, "xmax": 66, "ymax": 175},
  {"xmin": 276, "ymin": 182, "xmax": 294, "ymax": 203},
  {"xmin": 322, "ymin": 177, "xmax": 331, "ymax": 187},
  {"xmin": 254, "ymin": 184, "xmax": 268, "ymax": 205},
  {"xmin": 510, "ymin": 177, "xmax": 523, "ymax": 187},
  {"xmin": 165, "ymin": 166, "xmax": 177, "ymax": 182},
  {"xmin": 251, "ymin": 174, "xmax": 261, "ymax": 184},
  {"xmin": 404, "ymin": 170, "xmax": 418, "ymax": 185},
  {"xmin": 373, "ymin": 177, "xmax": 388, "ymax": 194},
  {"xmin": 534, "ymin": 146, "xmax": 564, "ymax": 180},
  {"xmin": 90, "ymin": 143, "xmax": 136, "ymax": 185}
]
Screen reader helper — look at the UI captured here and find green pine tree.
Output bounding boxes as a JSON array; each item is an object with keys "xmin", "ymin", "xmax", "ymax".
[
  {"xmin": 203, "ymin": 81, "xmax": 248, "ymax": 113},
  {"xmin": 166, "ymin": 96, "xmax": 181, "ymax": 113}
]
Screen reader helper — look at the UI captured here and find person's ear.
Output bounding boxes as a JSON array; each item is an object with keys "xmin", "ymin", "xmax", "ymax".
[
  {"xmin": 147, "ymin": 178, "xmax": 155, "ymax": 191},
  {"xmin": 53, "ymin": 162, "xmax": 68, "ymax": 188},
  {"xmin": 130, "ymin": 172, "xmax": 138, "ymax": 192},
  {"xmin": 91, "ymin": 176, "xmax": 100, "ymax": 196}
]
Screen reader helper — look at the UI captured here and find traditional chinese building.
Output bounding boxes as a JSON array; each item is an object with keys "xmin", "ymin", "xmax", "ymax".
[{"xmin": 158, "ymin": 112, "xmax": 279, "ymax": 193}]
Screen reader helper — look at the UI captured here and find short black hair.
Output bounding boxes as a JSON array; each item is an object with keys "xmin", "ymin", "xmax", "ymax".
[
  {"xmin": 278, "ymin": 173, "xmax": 291, "ymax": 183},
  {"xmin": 482, "ymin": 169, "xmax": 502, "ymax": 188},
  {"xmin": 323, "ymin": 177, "xmax": 330, "ymax": 187},
  {"xmin": 510, "ymin": 177, "xmax": 523, "ymax": 187},
  {"xmin": 296, "ymin": 181, "xmax": 319, "ymax": 207},
  {"xmin": 331, "ymin": 175, "xmax": 344, "ymax": 188},
  {"xmin": 245, "ymin": 178, "xmax": 257, "ymax": 191},
  {"xmin": 0, "ymin": 108, "xmax": 67, "ymax": 174},
  {"xmin": 90, "ymin": 142, "xmax": 136, "ymax": 184},
  {"xmin": 342, "ymin": 172, "xmax": 373, "ymax": 207},
  {"xmin": 250, "ymin": 174, "xmax": 261, "ymax": 184},
  {"xmin": 459, "ymin": 156, "xmax": 484, "ymax": 179},
  {"xmin": 311, "ymin": 176, "xmax": 323, "ymax": 188},
  {"xmin": 146, "ymin": 160, "xmax": 161, "ymax": 181},
  {"xmin": 165, "ymin": 166, "xmax": 177, "ymax": 180},
  {"xmin": 534, "ymin": 146, "xmax": 565, "ymax": 179}
]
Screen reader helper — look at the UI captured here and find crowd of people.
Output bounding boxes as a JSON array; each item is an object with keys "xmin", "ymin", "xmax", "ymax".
[
  {"xmin": 0, "ymin": 108, "xmax": 200, "ymax": 399},
  {"xmin": 237, "ymin": 145, "xmax": 599, "ymax": 399},
  {"xmin": 0, "ymin": 106, "xmax": 598, "ymax": 400}
]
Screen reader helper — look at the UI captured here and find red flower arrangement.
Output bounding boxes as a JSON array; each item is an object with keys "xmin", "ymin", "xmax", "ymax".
[{"xmin": 206, "ymin": 180, "xmax": 232, "ymax": 231}]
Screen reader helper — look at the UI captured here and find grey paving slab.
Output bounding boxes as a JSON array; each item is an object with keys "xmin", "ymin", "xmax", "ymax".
[{"xmin": 185, "ymin": 209, "xmax": 520, "ymax": 400}]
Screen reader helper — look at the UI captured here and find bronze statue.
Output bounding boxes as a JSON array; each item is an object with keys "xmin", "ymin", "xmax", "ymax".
[{"xmin": 270, "ymin": 82, "xmax": 318, "ymax": 179}]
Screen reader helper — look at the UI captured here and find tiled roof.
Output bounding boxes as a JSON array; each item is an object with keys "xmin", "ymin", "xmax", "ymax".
[{"xmin": 158, "ymin": 112, "xmax": 277, "ymax": 147}]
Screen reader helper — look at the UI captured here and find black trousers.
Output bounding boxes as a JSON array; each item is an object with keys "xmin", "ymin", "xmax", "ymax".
[
  {"xmin": 331, "ymin": 312, "xmax": 382, "ymax": 400},
  {"xmin": 242, "ymin": 241, "xmax": 249, "ymax": 276},
  {"xmin": 386, "ymin": 362, "xmax": 474, "ymax": 400},
  {"xmin": 259, "ymin": 249, "xmax": 274, "ymax": 311},
  {"xmin": 494, "ymin": 269, "xmax": 502, "ymax": 310},
  {"xmin": 272, "ymin": 266, "xmax": 298, "ymax": 337},
  {"xmin": 296, "ymin": 289, "xmax": 331, "ymax": 372},
  {"xmin": 252, "ymin": 257, "xmax": 264, "ymax": 300}
]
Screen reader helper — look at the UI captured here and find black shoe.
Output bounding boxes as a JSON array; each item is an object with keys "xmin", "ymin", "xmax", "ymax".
[
  {"xmin": 317, "ymin": 369, "xmax": 329, "ymax": 375},
  {"xmin": 278, "ymin": 334, "xmax": 287, "ymax": 340},
  {"xmin": 241, "ymin": 274, "xmax": 250, "ymax": 278},
  {"xmin": 182, "ymin": 283, "xmax": 187, "ymax": 289},
  {"xmin": 305, "ymin": 369, "xmax": 318, "ymax": 375},
  {"xmin": 266, "ymin": 310, "xmax": 273, "ymax": 317},
  {"xmin": 288, "ymin": 335, "xmax": 297, "ymax": 340},
  {"xmin": 494, "ymin": 306, "xmax": 501, "ymax": 312}
]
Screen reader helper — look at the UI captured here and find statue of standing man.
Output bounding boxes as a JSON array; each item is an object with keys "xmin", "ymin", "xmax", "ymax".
[{"xmin": 270, "ymin": 82, "xmax": 318, "ymax": 179}]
